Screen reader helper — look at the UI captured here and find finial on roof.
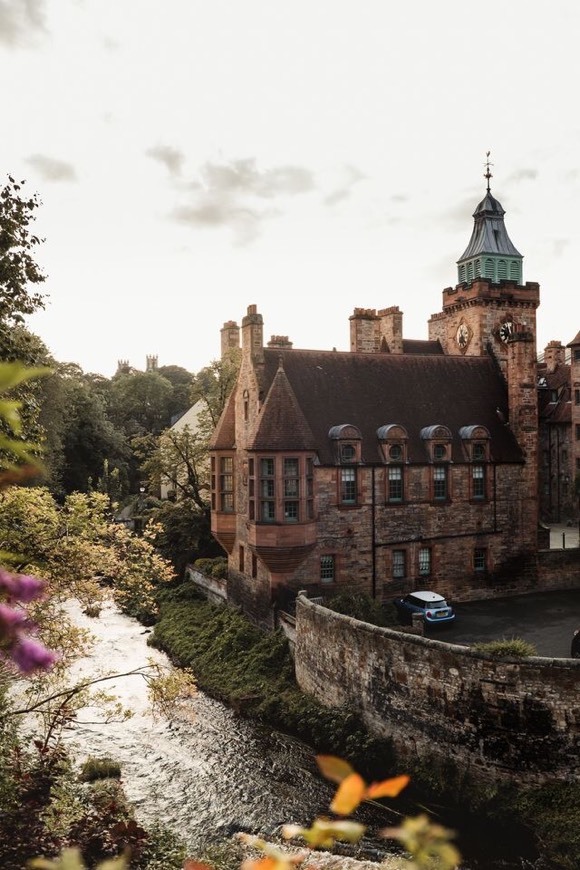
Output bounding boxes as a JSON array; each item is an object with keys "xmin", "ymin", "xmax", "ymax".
[{"xmin": 484, "ymin": 150, "xmax": 493, "ymax": 193}]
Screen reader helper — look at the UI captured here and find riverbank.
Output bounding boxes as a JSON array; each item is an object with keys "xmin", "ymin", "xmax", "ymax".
[{"xmin": 150, "ymin": 580, "xmax": 580, "ymax": 870}]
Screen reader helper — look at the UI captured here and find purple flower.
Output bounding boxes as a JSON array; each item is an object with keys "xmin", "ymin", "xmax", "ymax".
[
  {"xmin": 0, "ymin": 602, "xmax": 27, "ymax": 634},
  {"xmin": 9, "ymin": 574, "xmax": 46, "ymax": 603},
  {"xmin": 11, "ymin": 637, "xmax": 59, "ymax": 674}
]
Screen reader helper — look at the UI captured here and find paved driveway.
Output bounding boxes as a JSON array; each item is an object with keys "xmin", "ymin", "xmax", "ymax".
[{"xmin": 428, "ymin": 588, "xmax": 580, "ymax": 658}]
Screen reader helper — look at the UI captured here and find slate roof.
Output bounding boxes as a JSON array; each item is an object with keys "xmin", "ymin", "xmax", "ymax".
[
  {"xmin": 209, "ymin": 387, "xmax": 236, "ymax": 450},
  {"xmin": 538, "ymin": 365, "xmax": 571, "ymax": 424},
  {"xmin": 402, "ymin": 339, "xmax": 444, "ymax": 355},
  {"xmin": 255, "ymin": 348, "xmax": 523, "ymax": 465},
  {"xmin": 458, "ymin": 191, "xmax": 523, "ymax": 261},
  {"xmin": 567, "ymin": 331, "xmax": 580, "ymax": 347}
]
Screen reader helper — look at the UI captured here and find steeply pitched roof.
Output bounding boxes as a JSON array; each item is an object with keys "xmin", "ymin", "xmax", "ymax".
[
  {"xmin": 567, "ymin": 331, "xmax": 580, "ymax": 347},
  {"xmin": 209, "ymin": 387, "xmax": 237, "ymax": 450},
  {"xmin": 402, "ymin": 339, "xmax": 444, "ymax": 355},
  {"xmin": 458, "ymin": 191, "xmax": 522, "ymax": 261},
  {"xmin": 259, "ymin": 348, "xmax": 523, "ymax": 464},
  {"xmin": 252, "ymin": 361, "xmax": 316, "ymax": 450},
  {"xmin": 538, "ymin": 365, "xmax": 571, "ymax": 424}
]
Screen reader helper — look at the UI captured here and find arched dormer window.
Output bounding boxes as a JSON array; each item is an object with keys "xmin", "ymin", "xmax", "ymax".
[
  {"xmin": 459, "ymin": 425, "xmax": 490, "ymax": 500},
  {"xmin": 420, "ymin": 425, "xmax": 452, "ymax": 502},
  {"xmin": 329, "ymin": 424, "xmax": 361, "ymax": 506},
  {"xmin": 328, "ymin": 424, "xmax": 362, "ymax": 464},
  {"xmin": 377, "ymin": 424, "xmax": 408, "ymax": 463},
  {"xmin": 378, "ymin": 424, "xmax": 408, "ymax": 504}
]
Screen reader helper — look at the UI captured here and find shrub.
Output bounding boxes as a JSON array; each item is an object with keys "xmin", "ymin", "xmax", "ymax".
[
  {"xmin": 472, "ymin": 637, "xmax": 537, "ymax": 658},
  {"xmin": 326, "ymin": 590, "xmax": 395, "ymax": 627},
  {"xmin": 79, "ymin": 757, "xmax": 122, "ymax": 782},
  {"xmin": 193, "ymin": 556, "xmax": 228, "ymax": 579}
]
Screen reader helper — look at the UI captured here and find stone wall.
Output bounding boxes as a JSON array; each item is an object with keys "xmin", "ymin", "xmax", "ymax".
[{"xmin": 295, "ymin": 595, "xmax": 580, "ymax": 783}]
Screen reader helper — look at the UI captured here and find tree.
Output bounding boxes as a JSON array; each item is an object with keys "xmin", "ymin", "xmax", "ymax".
[
  {"xmin": 157, "ymin": 364, "xmax": 194, "ymax": 422},
  {"xmin": 108, "ymin": 370, "xmax": 174, "ymax": 437},
  {"xmin": 0, "ymin": 175, "xmax": 46, "ymax": 340},
  {"xmin": 191, "ymin": 347, "xmax": 241, "ymax": 435}
]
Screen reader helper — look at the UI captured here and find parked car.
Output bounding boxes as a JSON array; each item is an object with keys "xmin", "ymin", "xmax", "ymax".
[{"xmin": 393, "ymin": 590, "xmax": 456, "ymax": 625}]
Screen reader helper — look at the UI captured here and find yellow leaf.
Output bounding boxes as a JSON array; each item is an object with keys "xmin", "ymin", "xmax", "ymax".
[
  {"xmin": 365, "ymin": 774, "xmax": 410, "ymax": 800},
  {"xmin": 241, "ymin": 858, "xmax": 278, "ymax": 870},
  {"xmin": 330, "ymin": 772, "xmax": 366, "ymax": 815},
  {"xmin": 316, "ymin": 754, "xmax": 355, "ymax": 784},
  {"xmin": 303, "ymin": 818, "xmax": 366, "ymax": 848}
]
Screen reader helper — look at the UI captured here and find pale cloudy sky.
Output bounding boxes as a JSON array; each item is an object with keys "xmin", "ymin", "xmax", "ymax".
[{"xmin": 2, "ymin": 0, "xmax": 579, "ymax": 376}]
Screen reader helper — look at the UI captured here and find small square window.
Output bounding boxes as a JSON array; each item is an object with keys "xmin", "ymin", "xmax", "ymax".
[
  {"xmin": 433, "ymin": 444, "xmax": 446, "ymax": 461},
  {"xmin": 284, "ymin": 501, "xmax": 299, "ymax": 522}
]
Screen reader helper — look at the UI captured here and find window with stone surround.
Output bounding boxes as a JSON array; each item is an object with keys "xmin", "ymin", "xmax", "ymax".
[
  {"xmin": 418, "ymin": 547, "xmax": 431, "ymax": 576},
  {"xmin": 251, "ymin": 455, "xmax": 315, "ymax": 523},
  {"xmin": 219, "ymin": 456, "xmax": 234, "ymax": 512},
  {"xmin": 474, "ymin": 548, "xmax": 487, "ymax": 573},
  {"xmin": 472, "ymin": 465, "xmax": 486, "ymax": 499},
  {"xmin": 283, "ymin": 457, "xmax": 299, "ymax": 522},
  {"xmin": 576, "ymin": 425, "xmax": 580, "ymax": 442},
  {"xmin": 392, "ymin": 549, "xmax": 406, "ymax": 579},
  {"xmin": 576, "ymin": 389, "xmax": 580, "ymax": 406},
  {"xmin": 340, "ymin": 467, "xmax": 357, "ymax": 505},
  {"xmin": 388, "ymin": 466, "xmax": 403, "ymax": 502},
  {"xmin": 259, "ymin": 457, "xmax": 275, "ymax": 521},
  {"xmin": 320, "ymin": 555, "xmax": 335, "ymax": 584},
  {"xmin": 433, "ymin": 465, "xmax": 447, "ymax": 501}
]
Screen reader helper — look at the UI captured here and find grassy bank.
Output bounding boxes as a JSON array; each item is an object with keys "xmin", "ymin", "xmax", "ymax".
[
  {"xmin": 150, "ymin": 581, "xmax": 580, "ymax": 869},
  {"xmin": 149, "ymin": 580, "xmax": 394, "ymax": 780}
]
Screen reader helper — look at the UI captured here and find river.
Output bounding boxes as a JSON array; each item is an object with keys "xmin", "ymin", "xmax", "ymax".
[
  {"xmin": 62, "ymin": 599, "xmax": 545, "ymax": 870},
  {"xmin": 62, "ymin": 599, "xmax": 397, "ymax": 858}
]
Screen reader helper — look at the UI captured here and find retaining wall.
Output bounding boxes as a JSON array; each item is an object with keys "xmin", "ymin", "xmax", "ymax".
[{"xmin": 295, "ymin": 595, "xmax": 580, "ymax": 783}]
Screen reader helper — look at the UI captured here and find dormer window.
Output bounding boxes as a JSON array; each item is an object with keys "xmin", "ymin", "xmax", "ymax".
[
  {"xmin": 421, "ymin": 425, "xmax": 452, "ymax": 503},
  {"xmin": 340, "ymin": 443, "xmax": 356, "ymax": 463},
  {"xmin": 329, "ymin": 424, "xmax": 362, "ymax": 465},
  {"xmin": 459, "ymin": 425, "xmax": 491, "ymax": 501},
  {"xmin": 433, "ymin": 444, "xmax": 447, "ymax": 461},
  {"xmin": 389, "ymin": 444, "xmax": 403, "ymax": 461},
  {"xmin": 377, "ymin": 424, "xmax": 408, "ymax": 464}
]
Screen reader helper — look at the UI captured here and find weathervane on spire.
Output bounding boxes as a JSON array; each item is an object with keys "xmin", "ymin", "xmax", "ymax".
[{"xmin": 484, "ymin": 150, "xmax": 493, "ymax": 192}]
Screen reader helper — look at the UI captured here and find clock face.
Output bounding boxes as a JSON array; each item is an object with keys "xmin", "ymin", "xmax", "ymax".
[
  {"xmin": 499, "ymin": 321, "xmax": 514, "ymax": 343},
  {"xmin": 456, "ymin": 323, "xmax": 470, "ymax": 350}
]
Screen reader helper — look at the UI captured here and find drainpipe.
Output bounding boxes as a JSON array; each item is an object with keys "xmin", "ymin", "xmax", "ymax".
[{"xmin": 371, "ymin": 465, "xmax": 377, "ymax": 599}]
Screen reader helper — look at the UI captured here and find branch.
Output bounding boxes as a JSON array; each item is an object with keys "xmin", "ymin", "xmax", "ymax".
[{"xmin": 6, "ymin": 665, "xmax": 158, "ymax": 717}]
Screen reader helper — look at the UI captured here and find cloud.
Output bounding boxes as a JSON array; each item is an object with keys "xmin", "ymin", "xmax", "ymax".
[
  {"xmin": 0, "ymin": 0, "xmax": 46, "ymax": 47},
  {"xmin": 25, "ymin": 154, "xmax": 77, "ymax": 182},
  {"xmin": 170, "ymin": 157, "xmax": 315, "ymax": 244},
  {"xmin": 323, "ymin": 164, "xmax": 366, "ymax": 207},
  {"xmin": 146, "ymin": 145, "xmax": 185, "ymax": 178},
  {"xmin": 505, "ymin": 168, "xmax": 538, "ymax": 184}
]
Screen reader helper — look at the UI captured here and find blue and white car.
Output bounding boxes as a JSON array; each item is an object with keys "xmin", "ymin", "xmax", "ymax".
[{"xmin": 393, "ymin": 590, "xmax": 456, "ymax": 625}]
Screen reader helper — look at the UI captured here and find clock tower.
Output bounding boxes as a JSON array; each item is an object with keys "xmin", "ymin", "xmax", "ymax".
[{"xmin": 428, "ymin": 157, "xmax": 540, "ymax": 372}]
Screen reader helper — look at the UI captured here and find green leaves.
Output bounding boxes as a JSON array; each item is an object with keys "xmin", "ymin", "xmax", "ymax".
[{"xmin": 0, "ymin": 361, "xmax": 50, "ymax": 479}]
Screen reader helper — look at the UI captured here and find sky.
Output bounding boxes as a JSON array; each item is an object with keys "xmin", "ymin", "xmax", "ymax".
[{"xmin": 2, "ymin": 0, "xmax": 579, "ymax": 377}]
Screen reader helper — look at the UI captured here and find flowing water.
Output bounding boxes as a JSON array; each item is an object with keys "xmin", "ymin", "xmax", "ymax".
[
  {"xmin": 62, "ymin": 600, "xmax": 543, "ymax": 869},
  {"xmin": 62, "ymin": 599, "xmax": 395, "ymax": 857}
]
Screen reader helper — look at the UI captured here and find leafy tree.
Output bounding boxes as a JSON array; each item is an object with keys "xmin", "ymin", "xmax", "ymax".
[
  {"xmin": 108, "ymin": 370, "xmax": 174, "ymax": 437},
  {"xmin": 191, "ymin": 347, "xmax": 241, "ymax": 435},
  {"xmin": 157, "ymin": 364, "xmax": 194, "ymax": 422},
  {"xmin": 0, "ymin": 176, "xmax": 46, "ymax": 341}
]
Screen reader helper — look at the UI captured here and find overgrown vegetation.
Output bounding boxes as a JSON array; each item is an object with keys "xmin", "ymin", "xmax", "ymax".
[
  {"xmin": 325, "ymin": 590, "xmax": 397, "ymax": 627},
  {"xmin": 0, "ymin": 735, "xmax": 186, "ymax": 869},
  {"xmin": 472, "ymin": 637, "xmax": 537, "ymax": 657},
  {"xmin": 150, "ymin": 581, "xmax": 394, "ymax": 780}
]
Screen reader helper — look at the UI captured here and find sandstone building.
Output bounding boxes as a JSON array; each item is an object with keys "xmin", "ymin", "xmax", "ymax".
[{"xmin": 209, "ymin": 179, "xmax": 572, "ymax": 625}]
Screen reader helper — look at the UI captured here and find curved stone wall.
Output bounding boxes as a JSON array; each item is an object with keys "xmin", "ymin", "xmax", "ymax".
[{"xmin": 294, "ymin": 595, "xmax": 580, "ymax": 782}]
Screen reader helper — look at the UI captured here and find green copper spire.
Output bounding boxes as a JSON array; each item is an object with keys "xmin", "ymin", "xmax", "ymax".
[{"xmin": 457, "ymin": 153, "xmax": 523, "ymax": 285}]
